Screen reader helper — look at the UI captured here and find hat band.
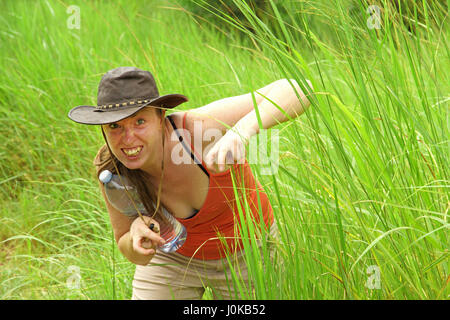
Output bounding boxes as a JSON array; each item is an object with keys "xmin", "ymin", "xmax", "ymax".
[{"xmin": 96, "ymin": 98, "xmax": 152, "ymax": 110}]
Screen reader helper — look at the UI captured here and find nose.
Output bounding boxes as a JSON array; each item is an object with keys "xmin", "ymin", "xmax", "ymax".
[{"xmin": 122, "ymin": 126, "xmax": 136, "ymax": 145}]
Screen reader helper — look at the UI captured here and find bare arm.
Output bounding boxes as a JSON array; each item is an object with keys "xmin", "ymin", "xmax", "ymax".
[
  {"xmin": 117, "ymin": 220, "xmax": 159, "ymax": 266},
  {"xmin": 201, "ymin": 78, "xmax": 314, "ymax": 171},
  {"xmin": 179, "ymin": 80, "xmax": 282, "ymax": 137},
  {"xmin": 233, "ymin": 78, "xmax": 314, "ymax": 139},
  {"xmin": 98, "ymin": 181, "xmax": 165, "ymax": 266},
  {"xmin": 172, "ymin": 81, "xmax": 277, "ymax": 144},
  {"xmin": 185, "ymin": 78, "xmax": 312, "ymax": 134}
]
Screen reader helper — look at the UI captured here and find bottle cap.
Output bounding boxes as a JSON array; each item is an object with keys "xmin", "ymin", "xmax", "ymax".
[{"xmin": 99, "ymin": 170, "xmax": 113, "ymax": 184}]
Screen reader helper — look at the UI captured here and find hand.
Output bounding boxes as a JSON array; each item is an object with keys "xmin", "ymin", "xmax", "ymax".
[
  {"xmin": 204, "ymin": 128, "xmax": 250, "ymax": 173},
  {"xmin": 129, "ymin": 216, "xmax": 165, "ymax": 256}
]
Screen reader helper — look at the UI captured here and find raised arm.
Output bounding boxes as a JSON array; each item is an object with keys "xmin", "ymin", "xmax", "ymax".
[
  {"xmin": 232, "ymin": 78, "xmax": 313, "ymax": 139},
  {"xmin": 181, "ymin": 79, "xmax": 283, "ymax": 136},
  {"xmin": 199, "ymin": 78, "xmax": 314, "ymax": 172}
]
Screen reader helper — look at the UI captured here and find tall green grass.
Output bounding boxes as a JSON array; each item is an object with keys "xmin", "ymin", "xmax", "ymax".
[
  {"xmin": 0, "ymin": 0, "xmax": 448, "ymax": 299},
  {"xmin": 197, "ymin": 0, "xmax": 449, "ymax": 299}
]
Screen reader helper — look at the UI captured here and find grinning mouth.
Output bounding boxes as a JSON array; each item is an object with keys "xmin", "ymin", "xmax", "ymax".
[{"xmin": 121, "ymin": 146, "xmax": 143, "ymax": 157}]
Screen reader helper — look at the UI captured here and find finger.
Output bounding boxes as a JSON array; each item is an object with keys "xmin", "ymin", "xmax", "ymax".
[
  {"xmin": 133, "ymin": 236, "xmax": 154, "ymax": 255},
  {"xmin": 217, "ymin": 147, "xmax": 228, "ymax": 172},
  {"xmin": 136, "ymin": 234, "xmax": 162, "ymax": 255},
  {"xmin": 205, "ymin": 147, "xmax": 218, "ymax": 171},
  {"xmin": 141, "ymin": 239, "xmax": 155, "ymax": 253},
  {"xmin": 138, "ymin": 226, "xmax": 165, "ymax": 246},
  {"xmin": 144, "ymin": 228, "xmax": 166, "ymax": 246},
  {"xmin": 141, "ymin": 239, "xmax": 153, "ymax": 249},
  {"xmin": 236, "ymin": 143, "xmax": 245, "ymax": 164},
  {"xmin": 226, "ymin": 150, "xmax": 234, "ymax": 164}
]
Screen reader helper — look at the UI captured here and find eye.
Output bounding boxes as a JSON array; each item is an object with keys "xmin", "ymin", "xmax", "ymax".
[
  {"xmin": 108, "ymin": 123, "xmax": 119, "ymax": 129},
  {"xmin": 136, "ymin": 118, "xmax": 145, "ymax": 125}
]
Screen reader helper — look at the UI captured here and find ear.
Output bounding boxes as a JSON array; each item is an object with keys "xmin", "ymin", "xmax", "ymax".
[{"xmin": 160, "ymin": 109, "xmax": 166, "ymax": 123}]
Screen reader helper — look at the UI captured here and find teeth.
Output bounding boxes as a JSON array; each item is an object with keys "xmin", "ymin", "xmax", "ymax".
[{"xmin": 123, "ymin": 146, "xmax": 142, "ymax": 156}]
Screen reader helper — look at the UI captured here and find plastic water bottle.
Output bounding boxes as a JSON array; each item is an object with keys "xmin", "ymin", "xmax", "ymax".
[{"xmin": 98, "ymin": 170, "xmax": 187, "ymax": 253}]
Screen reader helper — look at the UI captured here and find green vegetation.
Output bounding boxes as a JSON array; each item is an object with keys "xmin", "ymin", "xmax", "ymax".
[{"xmin": 0, "ymin": 0, "xmax": 448, "ymax": 299}]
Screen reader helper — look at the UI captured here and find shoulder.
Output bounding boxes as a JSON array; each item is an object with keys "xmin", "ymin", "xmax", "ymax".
[
  {"xmin": 168, "ymin": 109, "xmax": 223, "ymax": 134},
  {"xmin": 166, "ymin": 111, "xmax": 186, "ymax": 130},
  {"xmin": 167, "ymin": 110, "xmax": 219, "ymax": 153},
  {"xmin": 168, "ymin": 110, "xmax": 209, "ymax": 134}
]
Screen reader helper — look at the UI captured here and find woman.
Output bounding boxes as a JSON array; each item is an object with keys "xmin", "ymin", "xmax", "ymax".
[{"xmin": 68, "ymin": 67, "xmax": 313, "ymax": 299}]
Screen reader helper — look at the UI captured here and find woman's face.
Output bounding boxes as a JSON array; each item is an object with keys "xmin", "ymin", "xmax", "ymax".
[{"xmin": 102, "ymin": 107, "xmax": 163, "ymax": 171}]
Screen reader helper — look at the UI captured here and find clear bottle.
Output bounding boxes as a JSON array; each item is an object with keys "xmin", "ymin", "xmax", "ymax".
[{"xmin": 98, "ymin": 170, "xmax": 187, "ymax": 253}]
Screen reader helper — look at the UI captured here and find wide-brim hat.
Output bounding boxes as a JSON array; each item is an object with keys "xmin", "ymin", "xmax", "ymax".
[{"xmin": 68, "ymin": 67, "xmax": 188, "ymax": 125}]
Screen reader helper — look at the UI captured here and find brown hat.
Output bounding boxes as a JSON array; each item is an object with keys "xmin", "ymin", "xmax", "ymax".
[{"xmin": 68, "ymin": 67, "xmax": 188, "ymax": 125}]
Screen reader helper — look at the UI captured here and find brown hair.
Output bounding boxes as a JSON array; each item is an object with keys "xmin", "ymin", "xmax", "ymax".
[{"xmin": 93, "ymin": 107, "xmax": 168, "ymax": 225}]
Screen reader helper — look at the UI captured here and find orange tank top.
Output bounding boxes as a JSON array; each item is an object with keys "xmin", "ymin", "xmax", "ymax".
[{"xmin": 173, "ymin": 113, "xmax": 274, "ymax": 260}]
